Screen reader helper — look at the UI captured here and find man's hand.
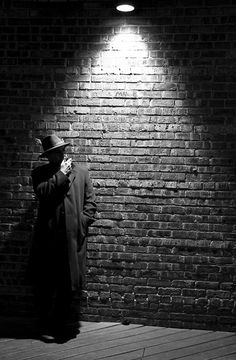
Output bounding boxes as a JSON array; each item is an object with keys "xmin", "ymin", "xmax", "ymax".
[{"xmin": 60, "ymin": 157, "xmax": 72, "ymax": 175}]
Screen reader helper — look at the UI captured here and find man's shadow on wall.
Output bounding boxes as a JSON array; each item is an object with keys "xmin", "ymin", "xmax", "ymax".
[
  {"xmin": 0, "ymin": 202, "xmax": 40, "ymax": 340},
  {"xmin": 0, "ymin": 317, "xmax": 39, "ymax": 340}
]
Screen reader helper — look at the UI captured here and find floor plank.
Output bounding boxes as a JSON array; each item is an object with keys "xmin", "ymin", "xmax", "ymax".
[
  {"xmin": 1, "ymin": 327, "xmax": 188, "ymax": 360},
  {"xmin": 0, "ymin": 320, "xmax": 235, "ymax": 360},
  {"xmin": 0, "ymin": 324, "xmax": 180, "ymax": 357},
  {"xmin": 144, "ymin": 332, "xmax": 236, "ymax": 358},
  {"xmin": 214, "ymin": 354, "xmax": 236, "ymax": 360}
]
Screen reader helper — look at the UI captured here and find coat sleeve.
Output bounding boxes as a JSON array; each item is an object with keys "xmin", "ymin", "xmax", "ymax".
[
  {"xmin": 81, "ymin": 169, "xmax": 97, "ymax": 231},
  {"xmin": 32, "ymin": 166, "xmax": 70, "ymax": 202}
]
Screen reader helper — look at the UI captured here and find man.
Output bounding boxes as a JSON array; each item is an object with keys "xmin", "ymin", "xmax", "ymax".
[{"xmin": 29, "ymin": 134, "xmax": 96, "ymax": 342}]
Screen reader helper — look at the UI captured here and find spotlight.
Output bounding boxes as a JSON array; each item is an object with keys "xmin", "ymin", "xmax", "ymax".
[{"xmin": 116, "ymin": 1, "xmax": 135, "ymax": 12}]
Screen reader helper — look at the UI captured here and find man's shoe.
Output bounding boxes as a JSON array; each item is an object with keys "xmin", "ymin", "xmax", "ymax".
[{"xmin": 39, "ymin": 333, "xmax": 56, "ymax": 343}]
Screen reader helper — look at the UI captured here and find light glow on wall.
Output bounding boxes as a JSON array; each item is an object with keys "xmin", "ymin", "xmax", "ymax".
[{"xmin": 101, "ymin": 32, "xmax": 148, "ymax": 71}]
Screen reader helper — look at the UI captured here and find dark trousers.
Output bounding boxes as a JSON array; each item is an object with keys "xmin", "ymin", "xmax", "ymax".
[
  {"xmin": 34, "ymin": 284, "xmax": 80, "ymax": 335},
  {"xmin": 33, "ymin": 232, "xmax": 80, "ymax": 335}
]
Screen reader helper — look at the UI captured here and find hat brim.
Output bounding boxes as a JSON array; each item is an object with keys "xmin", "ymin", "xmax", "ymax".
[{"xmin": 39, "ymin": 142, "xmax": 71, "ymax": 158}]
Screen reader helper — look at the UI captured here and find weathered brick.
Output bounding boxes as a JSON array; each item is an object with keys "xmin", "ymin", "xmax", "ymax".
[{"xmin": 0, "ymin": 0, "xmax": 235, "ymax": 331}]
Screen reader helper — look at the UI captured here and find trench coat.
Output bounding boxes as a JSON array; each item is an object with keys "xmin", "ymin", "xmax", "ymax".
[{"xmin": 29, "ymin": 162, "xmax": 96, "ymax": 292}]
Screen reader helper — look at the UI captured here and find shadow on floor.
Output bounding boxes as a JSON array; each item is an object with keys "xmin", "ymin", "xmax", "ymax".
[{"xmin": 0, "ymin": 316, "xmax": 39, "ymax": 340}]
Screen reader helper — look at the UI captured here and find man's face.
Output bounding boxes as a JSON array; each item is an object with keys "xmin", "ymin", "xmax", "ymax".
[{"xmin": 46, "ymin": 146, "xmax": 65, "ymax": 164}]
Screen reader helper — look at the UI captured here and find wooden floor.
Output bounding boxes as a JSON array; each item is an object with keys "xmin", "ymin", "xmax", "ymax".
[{"xmin": 0, "ymin": 320, "xmax": 236, "ymax": 360}]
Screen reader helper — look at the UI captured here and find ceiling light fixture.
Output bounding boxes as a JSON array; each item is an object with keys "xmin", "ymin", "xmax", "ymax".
[{"xmin": 116, "ymin": 2, "xmax": 135, "ymax": 12}]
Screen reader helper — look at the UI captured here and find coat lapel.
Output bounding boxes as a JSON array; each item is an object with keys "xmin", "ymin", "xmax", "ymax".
[{"xmin": 67, "ymin": 170, "xmax": 76, "ymax": 193}]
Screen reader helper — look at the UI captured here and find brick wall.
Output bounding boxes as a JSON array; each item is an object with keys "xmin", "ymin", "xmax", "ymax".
[{"xmin": 0, "ymin": 0, "xmax": 236, "ymax": 331}]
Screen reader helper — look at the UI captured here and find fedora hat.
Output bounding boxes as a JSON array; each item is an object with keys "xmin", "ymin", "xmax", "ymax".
[{"xmin": 39, "ymin": 134, "xmax": 71, "ymax": 157}]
